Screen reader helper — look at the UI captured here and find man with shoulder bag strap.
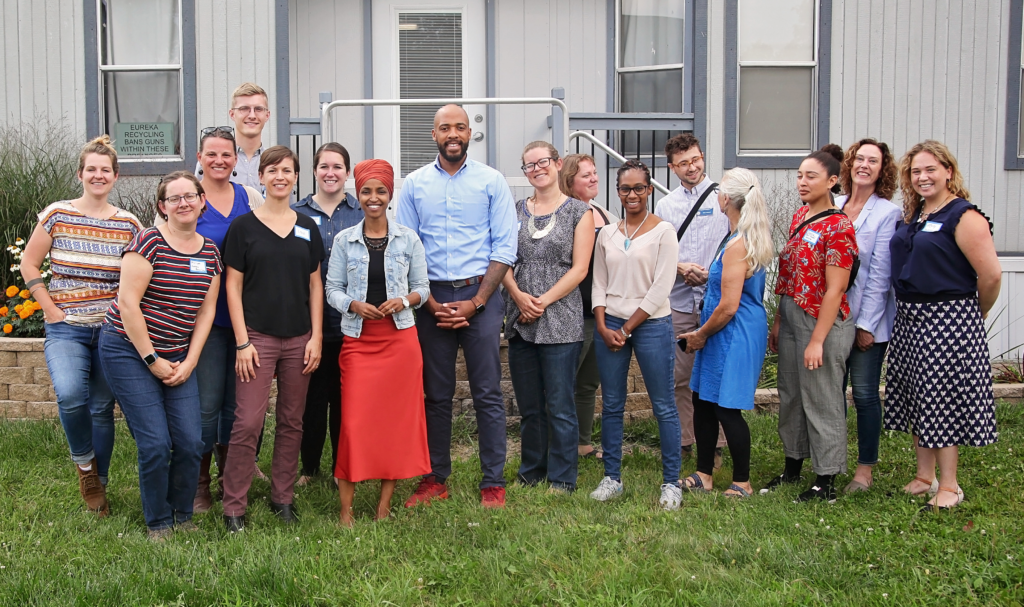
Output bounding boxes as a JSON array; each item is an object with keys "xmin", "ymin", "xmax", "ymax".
[{"xmin": 656, "ymin": 134, "xmax": 730, "ymax": 464}]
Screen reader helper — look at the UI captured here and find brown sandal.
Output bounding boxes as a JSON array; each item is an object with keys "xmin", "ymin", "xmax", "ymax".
[
  {"xmin": 921, "ymin": 485, "xmax": 964, "ymax": 512},
  {"xmin": 906, "ymin": 476, "xmax": 939, "ymax": 497}
]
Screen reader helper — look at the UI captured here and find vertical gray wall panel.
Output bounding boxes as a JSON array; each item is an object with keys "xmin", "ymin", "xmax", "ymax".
[
  {"xmin": 288, "ymin": 0, "xmax": 364, "ymax": 164},
  {"xmin": 195, "ymin": 0, "xmax": 278, "ymax": 147},
  {"xmin": 0, "ymin": 0, "xmax": 85, "ymax": 136}
]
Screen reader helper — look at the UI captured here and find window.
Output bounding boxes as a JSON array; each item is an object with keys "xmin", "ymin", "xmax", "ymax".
[
  {"xmin": 1006, "ymin": 0, "xmax": 1024, "ymax": 169},
  {"xmin": 724, "ymin": 0, "xmax": 832, "ymax": 169},
  {"xmin": 85, "ymin": 0, "xmax": 197, "ymax": 175},
  {"xmin": 616, "ymin": 0, "xmax": 686, "ymax": 156},
  {"xmin": 398, "ymin": 12, "xmax": 462, "ymax": 177}
]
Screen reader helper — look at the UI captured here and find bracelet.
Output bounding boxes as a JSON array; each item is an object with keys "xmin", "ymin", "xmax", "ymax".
[
  {"xmin": 235, "ymin": 342, "xmax": 251, "ymax": 351},
  {"xmin": 619, "ymin": 327, "xmax": 631, "ymax": 339},
  {"xmin": 25, "ymin": 278, "xmax": 44, "ymax": 289},
  {"xmin": 28, "ymin": 286, "xmax": 45, "ymax": 296}
]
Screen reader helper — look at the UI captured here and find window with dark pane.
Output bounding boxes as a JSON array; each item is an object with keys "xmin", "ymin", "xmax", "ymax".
[
  {"xmin": 99, "ymin": 0, "xmax": 183, "ymax": 158},
  {"xmin": 399, "ymin": 12, "xmax": 462, "ymax": 177}
]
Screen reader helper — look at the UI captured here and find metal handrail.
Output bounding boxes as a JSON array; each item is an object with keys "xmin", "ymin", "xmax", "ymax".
[
  {"xmin": 320, "ymin": 97, "xmax": 571, "ymax": 154},
  {"xmin": 569, "ymin": 131, "xmax": 671, "ymax": 195}
]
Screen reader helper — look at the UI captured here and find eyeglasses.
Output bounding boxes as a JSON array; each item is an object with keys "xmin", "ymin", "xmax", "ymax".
[
  {"xmin": 616, "ymin": 185, "xmax": 650, "ymax": 196},
  {"xmin": 231, "ymin": 105, "xmax": 269, "ymax": 115},
  {"xmin": 201, "ymin": 126, "xmax": 235, "ymax": 138},
  {"xmin": 162, "ymin": 192, "xmax": 201, "ymax": 206},
  {"xmin": 521, "ymin": 157, "xmax": 556, "ymax": 173},
  {"xmin": 669, "ymin": 155, "xmax": 704, "ymax": 170}
]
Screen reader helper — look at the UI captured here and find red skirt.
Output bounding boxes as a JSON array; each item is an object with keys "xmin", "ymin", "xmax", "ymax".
[{"xmin": 334, "ymin": 317, "xmax": 430, "ymax": 482}]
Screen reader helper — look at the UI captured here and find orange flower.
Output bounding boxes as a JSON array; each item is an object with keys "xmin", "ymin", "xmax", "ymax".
[
  {"xmin": 14, "ymin": 304, "xmax": 23, "ymax": 313},
  {"xmin": 19, "ymin": 289, "xmax": 30, "ymax": 299},
  {"xmin": 0, "ymin": 306, "xmax": 7, "ymax": 316},
  {"xmin": 5, "ymin": 286, "xmax": 18, "ymax": 298},
  {"xmin": 31, "ymin": 301, "xmax": 41, "ymax": 311},
  {"xmin": 18, "ymin": 309, "xmax": 31, "ymax": 320},
  {"xmin": 3, "ymin": 324, "xmax": 12, "ymax": 334}
]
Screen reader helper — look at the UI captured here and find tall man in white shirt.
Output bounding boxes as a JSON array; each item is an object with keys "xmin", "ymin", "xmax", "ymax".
[
  {"xmin": 196, "ymin": 82, "xmax": 270, "ymax": 193},
  {"xmin": 656, "ymin": 134, "xmax": 730, "ymax": 461}
]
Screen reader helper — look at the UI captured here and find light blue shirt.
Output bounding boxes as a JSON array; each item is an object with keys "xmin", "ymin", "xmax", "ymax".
[
  {"xmin": 324, "ymin": 220, "xmax": 430, "ymax": 339},
  {"xmin": 837, "ymin": 193, "xmax": 902, "ymax": 343},
  {"xmin": 395, "ymin": 157, "xmax": 517, "ymax": 281}
]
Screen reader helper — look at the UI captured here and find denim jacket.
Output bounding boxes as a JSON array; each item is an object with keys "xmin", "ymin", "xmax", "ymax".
[{"xmin": 325, "ymin": 220, "xmax": 430, "ymax": 338}]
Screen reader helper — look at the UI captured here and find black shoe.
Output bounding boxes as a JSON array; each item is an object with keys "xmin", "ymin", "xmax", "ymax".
[
  {"xmin": 759, "ymin": 473, "xmax": 803, "ymax": 495},
  {"xmin": 270, "ymin": 502, "xmax": 300, "ymax": 523},
  {"xmin": 794, "ymin": 483, "xmax": 837, "ymax": 504},
  {"xmin": 224, "ymin": 515, "xmax": 245, "ymax": 533},
  {"xmin": 681, "ymin": 444, "xmax": 693, "ymax": 459}
]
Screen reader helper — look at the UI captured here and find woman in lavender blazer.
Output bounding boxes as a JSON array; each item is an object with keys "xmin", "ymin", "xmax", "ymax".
[{"xmin": 835, "ymin": 138, "xmax": 903, "ymax": 494}]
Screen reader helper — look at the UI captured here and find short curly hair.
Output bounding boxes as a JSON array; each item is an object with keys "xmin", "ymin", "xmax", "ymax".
[{"xmin": 839, "ymin": 138, "xmax": 898, "ymax": 200}]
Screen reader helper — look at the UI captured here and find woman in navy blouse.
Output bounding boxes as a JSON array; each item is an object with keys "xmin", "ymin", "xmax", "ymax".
[{"xmin": 885, "ymin": 140, "xmax": 1001, "ymax": 512}]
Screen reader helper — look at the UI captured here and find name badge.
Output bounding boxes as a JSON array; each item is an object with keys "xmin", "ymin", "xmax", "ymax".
[
  {"xmin": 189, "ymin": 259, "xmax": 207, "ymax": 274},
  {"xmin": 698, "ymin": 208, "xmax": 713, "ymax": 217},
  {"xmin": 517, "ymin": 221, "xmax": 522, "ymax": 232},
  {"xmin": 802, "ymin": 229, "xmax": 821, "ymax": 246},
  {"xmin": 294, "ymin": 226, "xmax": 311, "ymax": 241},
  {"xmin": 311, "ymin": 216, "xmax": 322, "ymax": 226},
  {"xmin": 922, "ymin": 221, "xmax": 942, "ymax": 233}
]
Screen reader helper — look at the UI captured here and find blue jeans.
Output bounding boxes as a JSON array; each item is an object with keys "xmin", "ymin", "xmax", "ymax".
[
  {"xmin": 195, "ymin": 324, "xmax": 237, "ymax": 453},
  {"xmin": 594, "ymin": 315, "xmax": 681, "ymax": 484},
  {"xmin": 98, "ymin": 326, "xmax": 203, "ymax": 531},
  {"xmin": 43, "ymin": 321, "xmax": 116, "ymax": 483},
  {"xmin": 508, "ymin": 336, "xmax": 582, "ymax": 490},
  {"xmin": 846, "ymin": 341, "xmax": 888, "ymax": 466}
]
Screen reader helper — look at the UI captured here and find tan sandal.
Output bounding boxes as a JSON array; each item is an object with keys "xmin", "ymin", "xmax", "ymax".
[
  {"xmin": 905, "ymin": 476, "xmax": 939, "ymax": 497},
  {"xmin": 921, "ymin": 485, "xmax": 964, "ymax": 512}
]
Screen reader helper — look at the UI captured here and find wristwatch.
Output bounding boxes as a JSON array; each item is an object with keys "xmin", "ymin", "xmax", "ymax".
[
  {"xmin": 143, "ymin": 352, "xmax": 160, "ymax": 367},
  {"xmin": 401, "ymin": 296, "xmax": 411, "ymax": 309},
  {"xmin": 472, "ymin": 296, "xmax": 486, "ymax": 314}
]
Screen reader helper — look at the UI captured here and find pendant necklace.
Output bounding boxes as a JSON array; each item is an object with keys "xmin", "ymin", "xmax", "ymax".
[
  {"xmin": 527, "ymin": 197, "xmax": 558, "ymax": 239},
  {"xmin": 621, "ymin": 211, "xmax": 649, "ymax": 250}
]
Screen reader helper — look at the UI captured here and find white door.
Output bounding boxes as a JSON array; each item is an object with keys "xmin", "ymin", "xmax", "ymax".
[{"xmin": 372, "ymin": 1, "xmax": 487, "ymax": 180}]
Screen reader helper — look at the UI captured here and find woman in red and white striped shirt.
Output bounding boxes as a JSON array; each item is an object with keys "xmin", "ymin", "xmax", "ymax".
[{"xmin": 99, "ymin": 171, "xmax": 222, "ymax": 541}]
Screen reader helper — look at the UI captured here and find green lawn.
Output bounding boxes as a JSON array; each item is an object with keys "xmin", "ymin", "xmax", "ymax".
[{"xmin": 1, "ymin": 406, "xmax": 1022, "ymax": 606}]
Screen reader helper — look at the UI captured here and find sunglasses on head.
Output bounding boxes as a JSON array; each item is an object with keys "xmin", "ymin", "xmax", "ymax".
[{"xmin": 201, "ymin": 126, "xmax": 235, "ymax": 138}]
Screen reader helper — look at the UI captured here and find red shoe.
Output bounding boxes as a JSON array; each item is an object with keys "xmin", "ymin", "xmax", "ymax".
[
  {"xmin": 480, "ymin": 486, "xmax": 506, "ymax": 509},
  {"xmin": 404, "ymin": 477, "xmax": 449, "ymax": 508}
]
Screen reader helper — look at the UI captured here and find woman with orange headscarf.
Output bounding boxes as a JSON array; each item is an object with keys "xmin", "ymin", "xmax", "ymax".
[{"xmin": 325, "ymin": 159, "xmax": 431, "ymax": 526}]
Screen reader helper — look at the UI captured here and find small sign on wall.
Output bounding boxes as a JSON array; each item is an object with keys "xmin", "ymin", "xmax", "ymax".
[{"xmin": 114, "ymin": 122, "xmax": 175, "ymax": 156}]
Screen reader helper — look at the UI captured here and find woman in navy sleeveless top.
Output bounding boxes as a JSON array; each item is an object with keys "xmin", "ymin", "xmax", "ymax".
[{"xmin": 885, "ymin": 140, "xmax": 1001, "ymax": 512}]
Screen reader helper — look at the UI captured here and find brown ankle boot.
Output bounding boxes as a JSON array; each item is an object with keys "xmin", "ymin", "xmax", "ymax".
[
  {"xmin": 77, "ymin": 459, "xmax": 109, "ymax": 517},
  {"xmin": 214, "ymin": 443, "xmax": 229, "ymax": 501},
  {"xmin": 193, "ymin": 451, "xmax": 213, "ymax": 513}
]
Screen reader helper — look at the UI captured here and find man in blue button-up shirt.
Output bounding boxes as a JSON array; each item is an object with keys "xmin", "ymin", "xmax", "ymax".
[{"xmin": 397, "ymin": 104, "xmax": 517, "ymax": 508}]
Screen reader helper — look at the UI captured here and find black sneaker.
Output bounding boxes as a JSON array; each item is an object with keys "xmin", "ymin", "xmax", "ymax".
[
  {"xmin": 794, "ymin": 483, "xmax": 837, "ymax": 504},
  {"xmin": 759, "ymin": 473, "xmax": 802, "ymax": 495}
]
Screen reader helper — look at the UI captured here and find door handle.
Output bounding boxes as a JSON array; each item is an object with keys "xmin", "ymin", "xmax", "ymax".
[{"xmin": 473, "ymin": 132, "xmax": 485, "ymax": 142}]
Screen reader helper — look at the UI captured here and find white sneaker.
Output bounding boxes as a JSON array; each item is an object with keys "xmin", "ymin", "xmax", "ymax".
[
  {"xmin": 590, "ymin": 476, "xmax": 624, "ymax": 502},
  {"xmin": 660, "ymin": 483, "xmax": 683, "ymax": 511}
]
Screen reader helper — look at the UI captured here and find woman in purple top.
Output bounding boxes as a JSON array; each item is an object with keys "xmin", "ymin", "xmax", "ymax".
[
  {"xmin": 190, "ymin": 127, "xmax": 263, "ymax": 512},
  {"xmin": 886, "ymin": 140, "xmax": 1001, "ymax": 512}
]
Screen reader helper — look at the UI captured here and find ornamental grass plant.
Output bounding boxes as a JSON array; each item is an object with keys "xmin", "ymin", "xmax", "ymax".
[{"xmin": 0, "ymin": 407, "xmax": 1020, "ymax": 605}]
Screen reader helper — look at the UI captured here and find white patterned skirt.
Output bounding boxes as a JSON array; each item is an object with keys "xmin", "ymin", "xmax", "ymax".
[{"xmin": 883, "ymin": 297, "xmax": 998, "ymax": 448}]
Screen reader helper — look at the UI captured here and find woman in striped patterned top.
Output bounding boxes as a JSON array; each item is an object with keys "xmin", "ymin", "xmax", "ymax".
[
  {"xmin": 98, "ymin": 171, "xmax": 222, "ymax": 541},
  {"xmin": 20, "ymin": 135, "xmax": 144, "ymax": 517}
]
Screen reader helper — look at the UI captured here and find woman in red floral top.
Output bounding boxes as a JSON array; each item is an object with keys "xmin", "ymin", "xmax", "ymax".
[{"xmin": 764, "ymin": 144, "xmax": 858, "ymax": 503}]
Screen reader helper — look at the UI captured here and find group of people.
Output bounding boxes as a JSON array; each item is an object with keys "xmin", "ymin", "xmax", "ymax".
[{"xmin": 20, "ymin": 82, "xmax": 1001, "ymax": 540}]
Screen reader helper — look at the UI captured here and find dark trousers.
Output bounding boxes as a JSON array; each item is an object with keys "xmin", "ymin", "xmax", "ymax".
[
  {"xmin": 693, "ymin": 392, "xmax": 752, "ymax": 483},
  {"xmin": 417, "ymin": 282, "xmax": 506, "ymax": 489},
  {"xmin": 300, "ymin": 339, "xmax": 343, "ymax": 476}
]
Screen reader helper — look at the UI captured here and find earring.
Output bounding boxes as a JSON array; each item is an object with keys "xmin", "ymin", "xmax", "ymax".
[
  {"xmin": 232, "ymin": 171, "xmax": 238, "ymax": 177},
  {"xmin": 197, "ymin": 169, "xmax": 203, "ymax": 175}
]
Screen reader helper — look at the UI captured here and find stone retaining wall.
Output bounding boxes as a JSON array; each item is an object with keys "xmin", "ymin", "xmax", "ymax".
[{"xmin": 3, "ymin": 337, "xmax": 1021, "ymax": 421}]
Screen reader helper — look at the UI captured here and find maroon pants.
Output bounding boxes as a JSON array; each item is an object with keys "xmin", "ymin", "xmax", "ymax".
[{"xmin": 222, "ymin": 330, "xmax": 311, "ymax": 516}]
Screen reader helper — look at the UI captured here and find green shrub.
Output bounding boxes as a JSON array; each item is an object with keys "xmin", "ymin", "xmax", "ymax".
[{"xmin": 0, "ymin": 120, "xmax": 80, "ymax": 288}]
